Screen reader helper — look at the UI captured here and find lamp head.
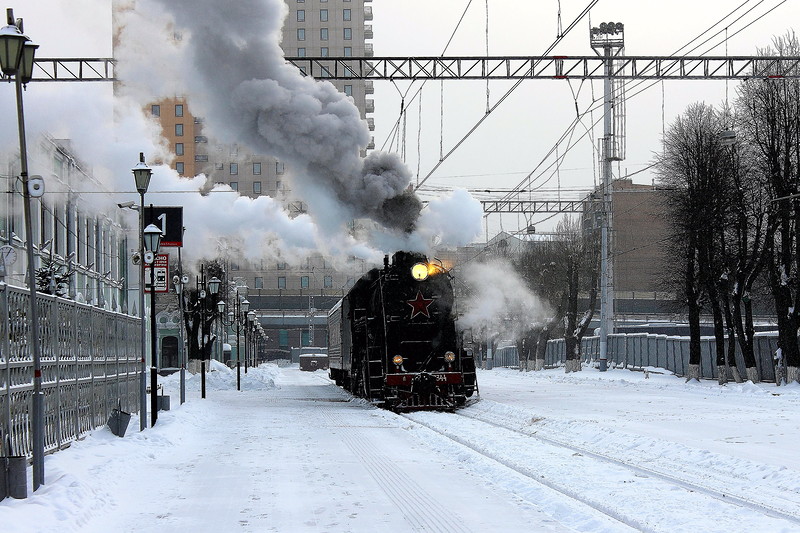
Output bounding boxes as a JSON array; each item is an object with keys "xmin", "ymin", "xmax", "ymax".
[
  {"xmin": 19, "ymin": 40, "xmax": 37, "ymax": 83},
  {"xmin": 0, "ymin": 21, "xmax": 25, "ymax": 76},
  {"xmin": 132, "ymin": 153, "xmax": 152, "ymax": 195},
  {"xmin": 208, "ymin": 276, "xmax": 221, "ymax": 296},
  {"xmin": 217, "ymin": 300, "xmax": 225, "ymax": 314},
  {"xmin": 143, "ymin": 224, "xmax": 162, "ymax": 254}
]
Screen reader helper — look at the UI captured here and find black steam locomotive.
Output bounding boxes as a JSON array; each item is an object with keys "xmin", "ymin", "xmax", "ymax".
[{"xmin": 327, "ymin": 251, "xmax": 477, "ymax": 411}]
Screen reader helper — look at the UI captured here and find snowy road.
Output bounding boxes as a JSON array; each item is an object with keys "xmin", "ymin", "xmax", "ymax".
[{"xmin": 2, "ymin": 363, "xmax": 799, "ymax": 532}]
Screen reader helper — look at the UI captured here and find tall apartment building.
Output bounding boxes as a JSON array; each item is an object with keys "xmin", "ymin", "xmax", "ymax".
[{"xmin": 139, "ymin": 1, "xmax": 376, "ymax": 357}]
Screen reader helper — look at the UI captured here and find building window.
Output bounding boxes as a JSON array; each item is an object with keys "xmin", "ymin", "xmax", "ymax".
[
  {"xmin": 278, "ymin": 329, "xmax": 288, "ymax": 347},
  {"xmin": 278, "ymin": 277, "xmax": 286, "ymax": 289},
  {"xmin": 175, "ymin": 124, "xmax": 184, "ymax": 136},
  {"xmin": 230, "ymin": 181, "xmax": 238, "ymax": 191},
  {"xmin": 344, "ymin": 85, "xmax": 353, "ymax": 96},
  {"xmin": 320, "ymin": 9, "xmax": 328, "ymax": 22},
  {"xmin": 344, "ymin": 28, "xmax": 352, "ymax": 40},
  {"xmin": 324, "ymin": 275, "xmax": 333, "ymax": 288},
  {"xmin": 231, "ymin": 262, "xmax": 239, "ymax": 271},
  {"xmin": 195, "ymin": 155, "xmax": 208, "ymax": 162},
  {"xmin": 276, "ymin": 161, "xmax": 285, "ymax": 174},
  {"xmin": 321, "ymin": 47, "xmax": 329, "ymax": 57},
  {"xmin": 215, "ymin": 162, "xmax": 224, "ymax": 170},
  {"xmin": 175, "ymin": 104, "xmax": 184, "ymax": 117},
  {"xmin": 175, "ymin": 143, "xmax": 184, "ymax": 156},
  {"xmin": 320, "ymin": 28, "xmax": 328, "ymax": 41},
  {"xmin": 253, "ymin": 162, "xmax": 262, "ymax": 175},
  {"xmin": 151, "ymin": 104, "xmax": 160, "ymax": 116},
  {"xmin": 343, "ymin": 9, "xmax": 351, "ymax": 21},
  {"xmin": 175, "ymin": 162, "xmax": 184, "ymax": 175},
  {"xmin": 344, "ymin": 46, "xmax": 352, "ymax": 57},
  {"xmin": 298, "ymin": 47, "xmax": 306, "ymax": 57},
  {"xmin": 297, "ymin": 28, "xmax": 305, "ymax": 41},
  {"xmin": 278, "ymin": 262, "xmax": 286, "ymax": 270},
  {"xmin": 230, "ymin": 162, "xmax": 238, "ymax": 175},
  {"xmin": 301, "ymin": 276, "xmax": 309, "ymax": 288},
  {"xmin": 301, "ymin": 330, "xmax": 310, "ymax": 347},
  {"xmin": 276, "ymin": 180, "xmax": 282, "ymax": 190},
  {"xmin": 297, "ymin": 9, "xmax": 305, "ymax": 22},
  {"xmin": 195, "ymin": 135, "xmax": 207, "ymax": 143},
  {"xmin": 253, "ymin": 181, "xmax": 262, "ymax": 194},
  {"xmin": 254, "ymin": 276, "xmax": 263, "ymax": 289}
]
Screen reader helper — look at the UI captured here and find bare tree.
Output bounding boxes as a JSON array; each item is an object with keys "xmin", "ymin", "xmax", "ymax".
[
  {"xmin": 183, "ymin": 260, "xmax": 227, "ymax": 361},
  {"xmin": 515, "ymin": 215, "xmax": 599, "ymax": 372},
  {"xmin": 717, "ymin": 120, "xmax": 771, "ymax": 383},
  {"xmin": 737, "ymin": 31, "xmax": 800, "ymax": 384},
  {"xmin": 556, "ymin": 216, "xmax": 599, "ymax": 373},
  {"xmin": 657, "ymin": 102, "xmax": 729, "ymax": 382},
  {"xmin": 515, "ymin": 238, "xmax": 565, "ymax": 370}
]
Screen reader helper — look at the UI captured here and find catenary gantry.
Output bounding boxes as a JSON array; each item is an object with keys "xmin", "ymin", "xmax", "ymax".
[
  {"xmin": 285, "ymin": 56, "xmax": 800, "ymax": 80},
  {"xmin": 19, "ymin": 55, "xmax": 800, "ymax": 82}
]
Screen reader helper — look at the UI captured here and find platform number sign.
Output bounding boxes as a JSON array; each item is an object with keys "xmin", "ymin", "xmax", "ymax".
[{"xmin": 144, "ymin": 206, "xmax": 183, "ymax": 247}]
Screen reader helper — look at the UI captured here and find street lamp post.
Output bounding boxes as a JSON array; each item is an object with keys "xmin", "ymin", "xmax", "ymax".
[
  {"xmin": 247, "ymin": 310, "xmax": 256, "ymax": 368},
  {"xmin": 218, "ymin": 290, "xmax": 248, "ymax": 390},
  {"xmin": 132, "ymin": 153, "xmax": 152, "ymax": 430},
  {"xmin": 0, "ymin": 9, "xmax": 44, "ymax": 490},
  {"xmin": 143, "ymin": 222, "xmax": 162, "ymax": 427},
  {"xmin": 173, "ymin": 272, "xmax": 189, "ymax": 404},
  {"xmin": 197, "ymin": 267, "xmax": 221, "ymax": 399}
]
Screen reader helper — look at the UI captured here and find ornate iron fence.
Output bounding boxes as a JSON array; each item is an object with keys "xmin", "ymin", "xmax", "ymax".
[{"xmin": 1, "ymin": 283, "xmax": 140, "ymax": 457}]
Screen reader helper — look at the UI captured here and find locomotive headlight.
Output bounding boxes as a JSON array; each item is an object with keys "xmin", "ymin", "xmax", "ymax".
[
  {"xmin": 444, "ymin": 351, "xmax": 456, "ymax": 362},
  {"xmin": 411, "ymin": 263, "xmax": 429, "ymax": 281},
  {"xmin": 393, "ymin": 355, "xmax": 404, "ymax": 366}
]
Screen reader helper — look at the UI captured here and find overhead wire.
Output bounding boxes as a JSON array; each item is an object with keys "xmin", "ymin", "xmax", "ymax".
[
  {"xmin": 491, "ymin": 0, "xmax": 787, "ymax": 213},
  {"xmin": 414, "ymin": 0, "xmax": 600, "ymax": 192},
  {"xmin": 379, "ymin": 0, "xmax": 477, "ymax": 153}
]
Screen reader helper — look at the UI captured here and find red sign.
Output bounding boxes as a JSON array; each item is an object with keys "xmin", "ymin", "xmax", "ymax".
[{"xmin": 144, "ymin": 254, "xmax": 169, "ymax": 293}]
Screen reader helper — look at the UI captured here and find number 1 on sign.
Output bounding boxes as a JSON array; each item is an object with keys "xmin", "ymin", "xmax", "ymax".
[{"xmin": 157, "ymin": 213, "xmax": 167, "ymax": 237}]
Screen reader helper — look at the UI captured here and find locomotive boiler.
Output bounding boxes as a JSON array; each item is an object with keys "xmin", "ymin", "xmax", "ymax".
[{"xmin": 327, "ymin": 251, "xmax": 477, "ymax": 411}]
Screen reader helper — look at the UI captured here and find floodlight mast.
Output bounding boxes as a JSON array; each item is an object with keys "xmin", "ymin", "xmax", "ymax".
[{"xmin": 591, "ymin": 21, "xmax": 625, "ymax": 373}]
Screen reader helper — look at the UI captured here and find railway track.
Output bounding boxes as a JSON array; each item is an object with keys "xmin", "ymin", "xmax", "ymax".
[{"xmin": 400, "ymin": 401, "xmax": 800, "ymax": 533}]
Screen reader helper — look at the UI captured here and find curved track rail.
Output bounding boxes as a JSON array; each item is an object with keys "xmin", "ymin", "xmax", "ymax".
[{"xmin": 400, "ymin": 405, "xmax": 800, "ymax": 532}]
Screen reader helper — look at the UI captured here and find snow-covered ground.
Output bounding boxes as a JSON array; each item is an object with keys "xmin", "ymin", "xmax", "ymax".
[{"xmin": 2, "ymin": 362, "xmax": 799, "ymax": 532}]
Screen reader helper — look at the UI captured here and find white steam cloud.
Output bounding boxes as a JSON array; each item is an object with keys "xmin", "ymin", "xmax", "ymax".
[
  {"xmin": 120, "ymin": 0, "xmax": 423, "ymax": 235},
  {"xmin": 459, "ymin": 260, "xmax": 551, "ymax": 342},
  {"xmin": 17, "ymin": 0, "xmax": 483, "ymax": 271}
]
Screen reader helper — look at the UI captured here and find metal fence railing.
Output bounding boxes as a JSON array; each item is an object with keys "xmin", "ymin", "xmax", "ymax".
[
  {"xmin": 489, "ymin": 332, "xmax": 782, "ymax": 382},
  {"xmin": 1, "ymin": 283, "xmax": 140, "ymax": 458}
]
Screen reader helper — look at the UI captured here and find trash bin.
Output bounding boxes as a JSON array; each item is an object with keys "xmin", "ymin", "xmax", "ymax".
[
  {"xmin": 5, "ymin": 456, "xmax": 27, "ymax": 499},
  {"xmin": 157, "ymin": 395, "xmax": 170, "ymax": 412},
  {"xmin": 1, "ymin": 432, "xmax": 27, "ymax": 500},
  {"xmin": 108, "ymin": 405, "xmax": 132, "ymax": 437}
]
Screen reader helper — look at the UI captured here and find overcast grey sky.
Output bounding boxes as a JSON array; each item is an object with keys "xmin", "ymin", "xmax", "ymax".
[{"xmin": 5, "ymin": 0, "xmax": 798, "ymax": 237}]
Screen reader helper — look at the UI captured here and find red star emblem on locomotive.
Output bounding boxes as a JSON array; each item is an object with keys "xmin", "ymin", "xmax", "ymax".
[{"xmin": 407, "ymin": 291, "xmax": 434, "ymax": 319}]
